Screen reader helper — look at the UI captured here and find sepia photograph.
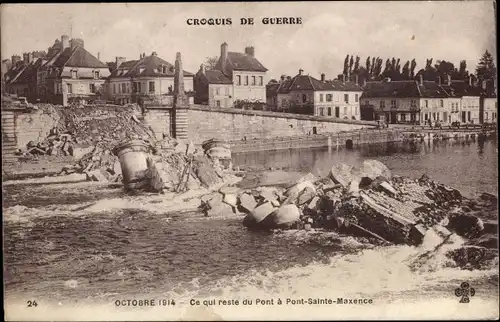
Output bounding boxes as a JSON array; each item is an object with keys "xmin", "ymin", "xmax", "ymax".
[{"xmin": 1, "ymin": 1, "xmax": 498, "ymax": 320}]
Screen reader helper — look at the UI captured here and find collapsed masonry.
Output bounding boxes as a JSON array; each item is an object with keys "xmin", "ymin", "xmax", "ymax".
[{"xmin": 199, "ymin": 160, "xmax": 498, "ymax": 270}]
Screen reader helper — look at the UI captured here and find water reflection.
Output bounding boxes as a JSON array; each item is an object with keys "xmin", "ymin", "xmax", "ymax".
[{"xmin": 233, "ymin": 138, "xmax": 498, "ymax": 198}]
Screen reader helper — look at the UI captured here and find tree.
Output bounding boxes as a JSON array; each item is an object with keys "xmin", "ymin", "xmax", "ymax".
[
  {"xmin": 410, "ymin": 59, "xmax": 417, "ymax": 79},
  {"xmin": 402, "ymin": 61, "xmax": 410, "ymax": 80},
  {"xmin": 354, "ymin": 56, "xmax": 360, "ymax": 73},
  {"xmin": 459, "ymin": 60, "xmax": 468, "ymax": 78},
  {"xmin": 366, "ymin": 56, "xmax": 371, "ymax": 73},
  {"xmin": 475, "ymin": 50, "xmax": 496, "ymax": 81},
  {"xmin": 349, "ymin": 56, "xmax": 354, "ymax": 74},
  {"xmin": 343, "ymin": 55, "xmax": 350, "ymax": 74},
  {"xmin": 204, "ymin": 56, "xmax": 219, "ymax": 70}
]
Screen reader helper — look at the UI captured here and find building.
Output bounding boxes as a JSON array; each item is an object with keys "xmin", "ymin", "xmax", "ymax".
[
  {"xmin": 482, "ymin": 96, "xmax": 497, "ymax": 123},
  {"xmin": 214, "ymin": 43, "xmax": 268, "ymax": 105},
  {"xmin": 272, "ymin": 70, "xmax": 363, "ymax": 118},
  {"xmin": 441, "ymin": 76, "xmax": 483, "ymax": 125},
  {"xmin": 266, "ymin": 81, "xmax": 281, "ymax": 110},
  {"xmin": 4, "ymin": 51, "xmax": 47, "ymax": 101},
  {"xmin": 362, "ymin": 76, "xmax": 456, "ymax": 125},
  {"xmin": 106, "ymin": 52, "xmax": 194, "ymax": 106},
  {"xmin": 193, "ymin": 64, "xmax": 233, "ymax": 108}
]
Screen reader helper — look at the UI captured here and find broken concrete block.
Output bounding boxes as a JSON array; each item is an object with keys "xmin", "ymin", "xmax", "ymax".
[
  {"xmin": 239, "ymin": 193, "xmax": 257, "ymax": 213},
  {"xmin": 271, "ymin": 199, "xmax": 281, "ymax": 207},
  {"xmin": 207, "ymin": 193, "xmax": 224, "ymax": 209},
  {"xmin": 294, "ymin": 172, "xmax": 318, "ymax": 185},
  {"xmin": 258, "ymin": 187, "xmax": 279, "ymax": 202},
  {"xmin": 297, "ymin": 186, "xmax": 316, "ymax": 205},
  {"xmin": 379, "ymin": 181, "xmax": 397, "ymax": 196},
  {"xmin": 409, "ymin": 224, "xmax": 427, "ymax": 245},
  {"xmin": 207, "ymin": 202, "xmax": 235, "ymax": 217},
  {"xmin": 348, "ymin": 178, "xmax": 360, "ymax": 196},
  {"xmin": 220, "ymin": 186, "xmax": 241, "ymax": 195},
  {"xmin": 250, "ymin": 201, "xmax": 276, "ymax": 223},
  {"xmin": 285, "ymin": 180, "xmax": 316, "ymax": 197},
  {"xmin": 307, "ymin": 196, "xmax": 320, "ymax": 211},
  {"xmin": 223, "ymin": 193, "xmax": 238, "ymax": 207},
  {"xmin": 329, "ymin": 163, "xmax": 355, "ymax": 188},
  {"xmin": 86, "ymin": 169, "xmax": 108, "ymax": 182},
  {"xmin": 270, "ymin": 204, "xmax": 301, "ymax": 226},
  {"xmin": 72, "ymin": 146, "xmax": 94, "ymax": 160},
  {"xmin": 361, "ymin": 159, "xmax": 392, "ymax": 180}
]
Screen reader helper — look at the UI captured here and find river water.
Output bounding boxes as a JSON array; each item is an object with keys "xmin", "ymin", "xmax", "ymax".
[{"xmin": 3, "ymin": 138, "xmax": 499, "ymax": 320}]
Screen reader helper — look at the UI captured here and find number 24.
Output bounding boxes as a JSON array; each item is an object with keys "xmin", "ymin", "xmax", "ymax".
[{"xmin": 27, "ymin": 300, "xmax": 38, "ymax": 307}]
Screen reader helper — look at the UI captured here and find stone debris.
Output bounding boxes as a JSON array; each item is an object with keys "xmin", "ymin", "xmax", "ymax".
[{"xmin": 233, "ymin": 159, "xmax": 497, "ymax": 269}]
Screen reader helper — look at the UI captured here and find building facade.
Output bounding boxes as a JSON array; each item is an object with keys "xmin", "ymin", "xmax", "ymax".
[
  {"xmin": 482, "ymin": 97, "xmax": 498, "ymax": 123},
  {"xmin": 269, "ymin": 70, "xmax": 362, "ymax": 119},
  {"xmin": 194, "ymin": 64, "xmax": 233, "ymax": 108},
  {"xmin": 106, "ymin": 52, "xmax": 194, "ymax": 106},
  {"xmin": 214, "ymin": 43, "xmax": 268, "ymax": 105}
]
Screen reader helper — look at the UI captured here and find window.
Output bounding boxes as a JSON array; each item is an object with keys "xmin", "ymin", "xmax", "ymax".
[
  {"xmin": 89, "ymin": 84, "xmax": 96, "ymax": 93},
  {"xmin": 93, "ymin": 71, "xmax": 100, "ymax": 79},
  {"xmin": 320, "ymin": 94, "xmax": 324, "ymax": 102},
  {"xmin": 137, "ymin": 82, "xmax": 142, "ymax": 93},
  {"xmin": 411, "ymin": 100, "xmax": 417, "ymax": 108},
  {"xmin": 132, "ymin": 82, "xmax": 137, "ymax": 93},
  {"xmin": 282, "ymin": 99, "xmax": 286, "ymax": 107},
  {"xmin": 126, "ymin": 83, "xmax": 130, "ymax": 93},
  {"xmin": 344, "ymin": 94, "xmax": 349, "ymax": 103},
  {"xmin": 252, "ymin": 76, "xmax": 256, "ymax": 86},
  {"xmin": 326, "ymin": 94, "xmax": 333, "ymax": 102},
  {"xmin": 149, "ymin": 81, "xmax": 155, "ymax": 93},
  {"xmin": 425, "ymin": 100, "xmax": 428, "ymax": 108},
  {"xmin": 355, "ymin": 94, "xmax": 359, "ymax": 102},
  {"xmin": 225, "ymin": 86, "xmax": 230, "ymax": 95},
  {"xmin": 440, "ymin": 99, "xmax": 443, "ymax": 107},
  {"xmin": 328, "ymin": 107, "xmax": 332, "ymax": 116},
  {"xmin": 216, "ymin": 87, "xmax": 220, "ymax": 95},
  {"xmin": 335, "ymin": 106, "xmax": 340, "ymax": 117},
  {"xmin": 216, "ymin": 100, "xmax": 221, "ymax": 108},
  {"xmin": 259, "ymin": 76, "xmax": 263, "ymax": 86},
  {"xmin": 380, "ymin": 100, "xmax": 385, "ymax": 109},
  {"xmin": 319, "ymin": 108, "xmax": 324, "ymax": 116},
  {"xmin": 122, "ymin": 83, "xmax": 126, "ymax": 94},
  {"xmin": 244, "ymin": 76, "xmax": 248, "ymax": 86},
  {"xmin": 401, "ymin": 113, "xmax": 406, "ymax": 121},
  {"xmin": 71, "ymin": 70, "xmax": 77, "ymax": 79},
  {"xmin": 118, "ymin": 84, "xmax": 121, "ymax": 94},
  {"xmin": 113, "ymin": 84, "xmax": 116, "ymax": 94},
  {"xmin": 391, "ymin": 100, "xmax": 397, "ymax": 109},
  {"xmin": 236, "ymin": 75, "xmax": 241, "ymax": 86},
  {"xmin": 67, "ymin": 83, "xmax": 73, "ymax": 94},
  {"xmin": 302, "ymin": 94, "xmax": 307, "ymax": 103},
  {"xmin": 344, "ymin": 106, "xmax": 347, "ymax": 115}
]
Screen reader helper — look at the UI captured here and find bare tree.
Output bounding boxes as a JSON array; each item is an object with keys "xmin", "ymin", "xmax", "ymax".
[{"xmin": 204, "ymin": 56, "xmax": 219, "ymax": 70}]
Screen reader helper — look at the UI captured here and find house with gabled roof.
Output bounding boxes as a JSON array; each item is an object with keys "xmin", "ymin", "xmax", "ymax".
[
  {"xmin": 362, "ymin": 75, "xmax": 461, "ymax": 125},
  {"xmin": 106, "ymin": 52, "xmax": 194, "ymax": 106},
  {"xmin": 214, "ymin": 42, "xmax": 268, "ymax": 104},
  {"xmin": 193, "ymin": 64, "xmax": 233, "ymax": 108},
  {"xmin": 272, "ymin": 70, "xmax": 363, "ymax": 119},
  {"xmin": 39, "ymin": 35, "xmax": 110, "ymax": 106}
]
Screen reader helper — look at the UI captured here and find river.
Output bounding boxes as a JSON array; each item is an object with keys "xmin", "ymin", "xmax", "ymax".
[{"xmin": 3, "ymin": 138, "xmax": 498, "ymax": 320}]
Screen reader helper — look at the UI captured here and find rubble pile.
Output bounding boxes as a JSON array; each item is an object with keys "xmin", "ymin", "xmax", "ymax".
[
  {"xmin": 16, "ymin": 104, "xmax": 156, "ymax": 159},
  {"xmin": 197, "ymin": 159, "xmax": 497, "ymax": 269}
]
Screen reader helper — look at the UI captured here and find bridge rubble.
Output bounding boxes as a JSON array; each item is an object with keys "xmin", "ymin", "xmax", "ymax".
[{"xmin": 199, "ymin": 159, "xmax": 497, "ymax": 270}]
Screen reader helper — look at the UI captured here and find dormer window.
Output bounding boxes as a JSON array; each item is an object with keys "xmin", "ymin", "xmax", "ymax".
[
  {"xmin": 71, "ymin": 70, "xmax": 77, "ymax": 79},
  {"xmin": 93, "ymin": 70, "xmax": 100, "ymax": 79},
  {"xmin": 139, "ymin": 68, "xmax": 145, "ymax": 74}
]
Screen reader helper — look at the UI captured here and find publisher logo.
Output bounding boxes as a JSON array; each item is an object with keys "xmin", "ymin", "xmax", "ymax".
[{"xmin": 455, "ymin": 282, "xmax": 475, "ymax": 303}]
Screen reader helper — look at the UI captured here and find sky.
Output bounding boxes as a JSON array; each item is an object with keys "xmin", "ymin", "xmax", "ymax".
[{"xmin": 1, "ymin": 2, "xmax": 496, "ymax": 79}]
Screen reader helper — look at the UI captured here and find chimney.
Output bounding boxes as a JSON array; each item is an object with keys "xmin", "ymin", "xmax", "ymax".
[
  {"xmin": 320, "ymin": 73, "xmax": 325, "ymax": 82},
  {"xmin": 199, "ymin": 64, "xmax": 205, "ymax": 74},
  {"xmin": 28, "ymin": 52, "xmax": 34, "ymax": 64},
  {"xmin": 419, "ymin": 74, "xmax": 424, "ymax": 86},
  {"xmin": 298, "ymin": 69, "xmax": 304, "ymax": 76},
  {"xmin": 61, "ymin": 35, "xmax": 70, "ymax": 51},
  {"xmin": 221, "ymin": 42, "xmax": 228, "ymax": 74},
  {"xmin": 115, "ymin": 56, "xmax": 126, "ymax": 68},
  {"xmin": 152, "ymin": 51, "xmax": 157, "ymax": 56},
  {"xmin": 11, "ymin": 55, "xmax": 20, "ymax": 66},
  {"xmin": 23, "ymin": 53, "xmax": 30, "ymax": 64},
  {"xmin": 447, "ymin": 74, "xmax": 451, "ymax": 86},
  {"xmin": 280, "ymin": 75, "xmax": 285, "ymax": 82},
  {"xmin": 245, "ymin": 46, "xmax": 255, "ymax": 57}
]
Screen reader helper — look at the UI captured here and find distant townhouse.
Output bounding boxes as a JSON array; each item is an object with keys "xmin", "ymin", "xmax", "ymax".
[
  {"xmin": 193, "ymin": 64, "xmax": 233, "ymax": 108},
  {"xmin": 4, "ymin": 51, "xmax": 47, "ymax": 101},
  {"xmin": 27, "ymin": 35, "xmax": 111, "ymax": 106},
  {"xmin": 362, "ymin": 76, "xmax": 456, "ymax": 125},
  {"xmin": 272, "ymin": 70, "xmax": 362, "ymax": 118},
  {"xmin": 107, "ymin": 52, "xmax": 194, "ymax": 106},
  {"xmin": 441, "ymin": 76, "xmax": 482, "ymax": 125},
  {"xmin": 482, "ymin": 95, "xmax": 498, "ymax": 123},
  {"xmin": 214, "ymin": 43, "xmax": 268, "ymax": 104}
]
